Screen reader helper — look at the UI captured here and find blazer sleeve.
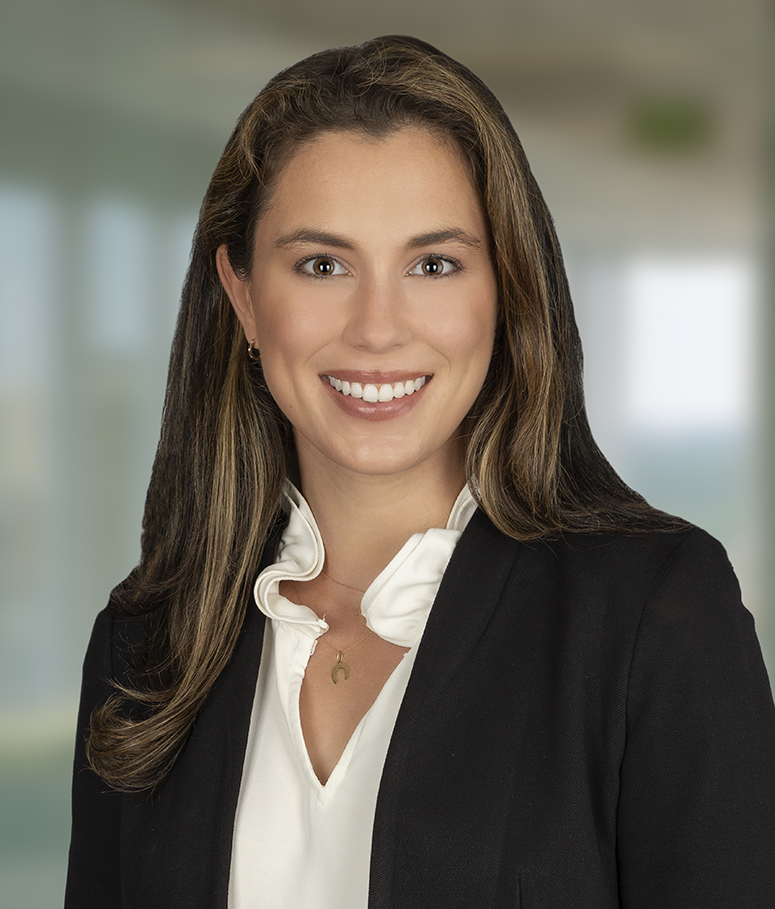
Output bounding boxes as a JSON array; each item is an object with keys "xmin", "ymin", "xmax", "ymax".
[
  {"xmin": 616, "ymin": 529, "xmax": 775, "ymax": 908},
  {"xmin": 64, "ymin": 607, "xmax": 125, "ymax": 909}
]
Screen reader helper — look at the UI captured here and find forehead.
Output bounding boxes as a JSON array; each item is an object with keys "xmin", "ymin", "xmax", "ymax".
[{"xmin": 257, "ymin": 127, "xmax": 487, "ymax": 243}]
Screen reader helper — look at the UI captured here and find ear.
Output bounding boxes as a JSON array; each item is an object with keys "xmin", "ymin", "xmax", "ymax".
[{"xmin": 216, "ymin": 244, "xmax": 257, "ymax": 341}]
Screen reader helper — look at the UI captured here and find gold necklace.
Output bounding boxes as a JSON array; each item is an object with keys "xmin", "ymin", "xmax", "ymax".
[
  {"xmin": 290, "ymin": 579, "xmax": 372, "ymax": 683},
  {"xmin": 320, "ymin": 627, "xmax": 374, "ymax": 684},
  {"xmin": 318, "ymin": 572, "xmax": 371, "ymax": 682},
  {"xmin": 320, "ymin": 569, "xmax": 367, "ymax": 594}
]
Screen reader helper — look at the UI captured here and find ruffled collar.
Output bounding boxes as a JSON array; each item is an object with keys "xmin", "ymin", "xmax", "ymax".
[{"xmin": 253, "ymin": 482, "xmax": 477, "ymax": 648}]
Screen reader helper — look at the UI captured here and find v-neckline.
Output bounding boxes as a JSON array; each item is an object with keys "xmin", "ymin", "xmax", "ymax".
[{"xmin": 287, "ymin": 634, "xmax": 418, "ymax": 795}]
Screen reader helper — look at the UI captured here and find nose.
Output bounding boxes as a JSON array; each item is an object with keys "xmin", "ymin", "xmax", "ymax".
[{"xmin": 341, "ymin": 274, "xmax": 411, "ymax": 353}]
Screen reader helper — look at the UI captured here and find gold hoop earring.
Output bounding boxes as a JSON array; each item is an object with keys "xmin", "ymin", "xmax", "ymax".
[{"xmin": 247, "ymin": 339, "xmax": 261, "ymax": 362}]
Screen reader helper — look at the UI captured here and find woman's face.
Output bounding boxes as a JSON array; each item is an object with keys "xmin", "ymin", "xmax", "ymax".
[{"xmin": 219, "ymin": 127, "xmax": 498, "ymax": 484}]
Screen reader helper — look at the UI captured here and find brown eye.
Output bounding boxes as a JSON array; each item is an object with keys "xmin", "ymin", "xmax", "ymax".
[
  {"xmin": 297, "ymin": 255, "xmax": 346, "ymax": 278},
  {"xmin": 312, "ymin": 257, "xmax": 335, "ymax": 275},
  {"xmin": 409, "ymin": 256, "xmax": 458, "ymax": 277}
]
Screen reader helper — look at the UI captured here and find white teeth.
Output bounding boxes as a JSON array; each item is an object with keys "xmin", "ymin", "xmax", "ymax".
[{"xmin": 326, "ymin": 375, "xmax": 428, "ymax": 401}]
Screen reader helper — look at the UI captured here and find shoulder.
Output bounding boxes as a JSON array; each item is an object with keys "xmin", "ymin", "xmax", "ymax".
[
  {"xmin": 544, "ymin": 521, "xmax": 727, "ymax": 577},
  {"xmin": 555, "ymin": 524, "xmax": 739, "ymax": 611},
  {"xmin": 460, "ymin": 513, "xmax": 757, "ymax": 666},
  {"xmin": 540, "ymin": 524, "xmax": 747, "ymax": 635},
  {"xmin": 465, "ymin": 509, "xmax": 734, "ymax": 607}
]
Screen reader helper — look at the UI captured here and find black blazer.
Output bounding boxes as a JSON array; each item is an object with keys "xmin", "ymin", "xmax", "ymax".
[{"xmin": 65, "ymin": 511, "xmax": 775, "ymax": 908}]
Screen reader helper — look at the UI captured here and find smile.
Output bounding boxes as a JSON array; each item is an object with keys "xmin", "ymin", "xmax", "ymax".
[{"xmin": 324, "ymin": 375, "xmax": 429, "ymax": 403}]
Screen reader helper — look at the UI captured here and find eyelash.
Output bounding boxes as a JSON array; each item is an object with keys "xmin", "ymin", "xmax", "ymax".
[{"xmin": 292, "ymin": 253, "xmax": 463, "ymax": 279}]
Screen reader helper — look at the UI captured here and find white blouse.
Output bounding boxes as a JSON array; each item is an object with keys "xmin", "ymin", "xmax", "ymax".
[{"xmin": 228, "ymin": 482, "xmax": 477, "ymax": 909}]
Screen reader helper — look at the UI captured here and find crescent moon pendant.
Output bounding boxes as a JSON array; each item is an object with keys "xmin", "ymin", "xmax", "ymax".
[{"xmin": 332, "ymin": 654, "xmax": 350, "ymax": 684}]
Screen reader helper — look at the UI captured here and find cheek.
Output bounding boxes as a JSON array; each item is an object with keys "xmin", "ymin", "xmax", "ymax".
[
  {"xmin": 457, "ymin": 306, "xmax": 498, "ymax": 401},
  {"xmin": 250, "ymin": 301, "xmax": 336, "ymax": 420},
  {"xmin": 438, "ymin": 298, "xmax": 497, "ymax": 366},
  {"xmin": 253, "ymin": 283, "xmax": 341, "ymax": 356},
  {"xmin": 252, "ymin": 304, "xmax": 307, "ymax": 371}
]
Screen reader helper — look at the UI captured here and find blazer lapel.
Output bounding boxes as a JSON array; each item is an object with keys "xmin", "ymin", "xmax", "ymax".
[
  {"xmin": 397, "ymin": 509, "xmax": 524, "ymax": 697},
  {"xmin": 369, "ymin": 509, "xmax": 537, "ymax": 907}
]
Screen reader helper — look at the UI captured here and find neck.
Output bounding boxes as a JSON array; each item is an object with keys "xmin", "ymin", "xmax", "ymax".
[{"xmin": 295, "ymin": 447, "xmax": 466, "ymax": 592}]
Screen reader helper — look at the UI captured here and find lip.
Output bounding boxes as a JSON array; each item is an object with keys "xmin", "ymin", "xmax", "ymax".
[{"xmin": 320, "ymin": 372, "xmax": 431, "ymax": 421}]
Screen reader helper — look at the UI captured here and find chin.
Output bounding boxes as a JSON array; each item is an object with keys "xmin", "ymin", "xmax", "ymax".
[
  {"xmin": 337, "ymin": 438, "xmax": 459, "ymax": 480},
  {"xmin": 339, "ymin": 454, "xmax": 425, "ymax": 479}
]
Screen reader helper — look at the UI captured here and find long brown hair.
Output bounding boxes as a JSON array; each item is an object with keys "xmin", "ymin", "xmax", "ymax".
[{"xmin": 87, "ymin": 35, "xmax": 683, "ymax": 792}]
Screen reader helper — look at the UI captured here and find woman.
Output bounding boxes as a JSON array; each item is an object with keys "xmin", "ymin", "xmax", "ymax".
[{"xmin": 65, "ymin": 35, "xmax": 775, "ymax": 908}]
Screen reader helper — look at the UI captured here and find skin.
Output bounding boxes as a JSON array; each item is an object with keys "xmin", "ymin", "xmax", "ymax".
[{"xmin": 218, "ymin": 127, "xmax": 498, "ymax": 783}]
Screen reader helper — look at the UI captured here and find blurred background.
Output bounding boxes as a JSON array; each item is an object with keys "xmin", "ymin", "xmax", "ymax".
[{"xmin": 1, "ymin": 0, "xmax": 772, "ymax": 904}]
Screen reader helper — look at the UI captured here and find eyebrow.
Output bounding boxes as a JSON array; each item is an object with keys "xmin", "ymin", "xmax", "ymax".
[
  {"xmin": 274, "ymin": 229, "xmax": 355, "ymax": 250},
  {"xmin": 406, "ymin": 228, "xmax": 482, "ymax": 250},
  {"xmin": 274, "ymin": 226, "xmax": 483, "ymax": 251}
]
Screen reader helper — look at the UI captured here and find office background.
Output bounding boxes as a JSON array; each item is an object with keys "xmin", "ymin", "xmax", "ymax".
[{"xmin": 1, "ymin": 0, "xmax": 772, "ymax": 905}]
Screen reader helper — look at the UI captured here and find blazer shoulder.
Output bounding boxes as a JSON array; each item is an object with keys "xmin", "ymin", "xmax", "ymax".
[
  {"xmin": 477, "ymin": 517, "xmax": 749, "ymax": 640},
  {"xmin": 542, "ymin": 523, "xmax": 734, "ymax": 592}
]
